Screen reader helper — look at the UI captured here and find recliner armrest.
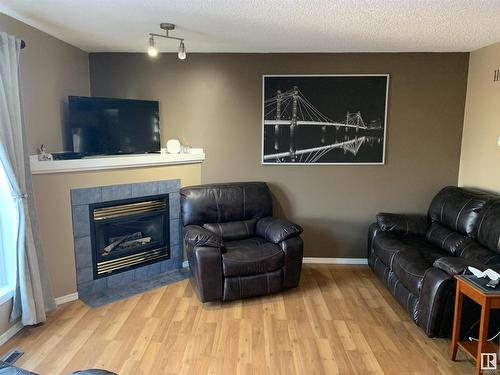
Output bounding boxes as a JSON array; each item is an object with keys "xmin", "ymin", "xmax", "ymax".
[
  {"xmin": 376, "ymin": 213, "xmax": 429, "ymax": 237},
  {"xmin": 256, "ymin": 216, "xmax": 303, "ymax": 244},
  {"xmin": 184, "ymin": 225, "xmax": 224, "ymax": 248},
  {"xmin": 433, "ymin": 256, "xmax": 486, "ymax": 276}
]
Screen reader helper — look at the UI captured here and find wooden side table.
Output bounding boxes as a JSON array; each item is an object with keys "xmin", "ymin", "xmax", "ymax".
[{"xmin": 451, "ymin": 275, "xmax": 500, "ymax": 375}]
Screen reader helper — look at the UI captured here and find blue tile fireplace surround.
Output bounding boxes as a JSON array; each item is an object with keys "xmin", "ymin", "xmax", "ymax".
[{"xmin": 71, "ymin": 179, "xmax": 186, "ymax": 307}]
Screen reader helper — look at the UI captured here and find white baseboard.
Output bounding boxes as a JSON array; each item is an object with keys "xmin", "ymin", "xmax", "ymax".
[
  {"xmin": 303, "ymin": 257, "xmax": 368, "ymax": 265},
  {"xmin": 0, "ymin": 321, "xmax": 23, "ymax": 347},
  {"xmin": 55, "ymin": 292, "xmax": 79, "ymax": 306},
  {"xmin": 181, "ymin": 258, "xmax": 367, "ymax": 267}
]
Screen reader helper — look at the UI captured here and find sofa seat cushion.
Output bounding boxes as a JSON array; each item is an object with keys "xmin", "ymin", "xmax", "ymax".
[
  {"xmin": 222, "ymin": 237, "xmax": 284, "ymax": 277},
  {"xmin": 372, "ymin": 233, "xmax": 447, "ymax": 270},
  {"xmin": 398, "ymin": 237, "xmax": 448, "ymax": 263},
  {"xmin": 392, "ymin": 251, "xmax": 431, "ymax": 296},
  {"xmin": 372, "ymin": 232, "xmax": 405, "ymax": 268}
]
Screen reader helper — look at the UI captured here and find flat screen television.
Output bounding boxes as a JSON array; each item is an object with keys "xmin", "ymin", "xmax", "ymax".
[{"xmin": 68, "ymin": 96, "xmax": 160, "ymax": 156}]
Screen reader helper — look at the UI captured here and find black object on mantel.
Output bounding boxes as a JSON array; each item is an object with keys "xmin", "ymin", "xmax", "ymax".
[{"xmin": 51, "ymin": 151, "xmax": 83, "ymax": 160}]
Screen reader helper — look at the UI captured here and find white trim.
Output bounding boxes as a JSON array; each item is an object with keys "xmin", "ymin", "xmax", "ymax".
[
  {"xmin": 261, "ymin": 74, "xmax": 389, "ymax": 165},
  {"xmin": 303, "ymin": 257, "xmax": 368, "ymax": 265},
  {"xmin": 55, "ymin": 292, "xmax": 79, "ymax": 306},
  {"xmin": 0, "ymin": 321, "xmax": 23, "ymax": 347},
  {"xmin": 181, "ymin": 258, "xmax": 367, "ymax": 268},
  {"xmin": 30, "ymin": 151, "xmax": 205, "ymax": 175},
  {"xmin": 0, "ymin": 287, "xmax": 13, "ymax": 306}
]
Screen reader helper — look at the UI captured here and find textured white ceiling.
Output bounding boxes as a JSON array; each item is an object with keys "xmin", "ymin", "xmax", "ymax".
[{"xmin": 1, "ymin": 0, "xmax": 500, "ymax": 53}]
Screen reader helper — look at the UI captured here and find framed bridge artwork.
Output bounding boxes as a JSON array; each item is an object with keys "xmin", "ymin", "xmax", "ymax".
[{"xmin": 262, "ymin": 74, "xmax": 389, "ymax": 165}]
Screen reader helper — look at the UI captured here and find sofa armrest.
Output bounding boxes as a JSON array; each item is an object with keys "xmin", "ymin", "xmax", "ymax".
[
  {"xmin": 256, "ymin": 216, "xmax": 303, "ymax": 244},
  {"xmin": 184, "ymin": 225, "xmax": 224, "ymax": 248},
  {"xmin": 418, "ymin": 267, "xmax": 455, "ymax": 337},
  {"xmin": 376, "ymin": 213, "xmax": 429, "ymax": 237},
  {"xmin": 433, "ymin": 256, "xmax": 489, "ymax": 276}
]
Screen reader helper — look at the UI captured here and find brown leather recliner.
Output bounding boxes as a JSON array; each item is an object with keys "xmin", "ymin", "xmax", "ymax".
[
  {"xmin": 368, "ymin": 186, "xmax": 500, "ymax": 337},
  {"xmin": 181, "ymin": 182, "xmax": 304, "ymax": 302}
]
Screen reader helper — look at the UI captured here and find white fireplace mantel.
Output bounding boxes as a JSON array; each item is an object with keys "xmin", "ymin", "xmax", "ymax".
[{"xmin": 30, "ymin": 151, "xmax": 205, "ymax": 174}]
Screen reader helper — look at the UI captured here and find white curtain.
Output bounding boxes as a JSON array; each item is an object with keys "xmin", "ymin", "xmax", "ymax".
[{"xmin": 0, "ymin": 32, "xmax": 55, "ymax": 325}]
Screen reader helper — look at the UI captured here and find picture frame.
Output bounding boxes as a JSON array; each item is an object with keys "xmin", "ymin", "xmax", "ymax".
[{"xmin": 261, "ymin": 74, "xmax": 389, "ymax": 165}]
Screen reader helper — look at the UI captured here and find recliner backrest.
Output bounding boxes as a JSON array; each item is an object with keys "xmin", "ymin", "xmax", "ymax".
[
  {"xmin": 426, "ymin": 186, "xmax": 500, "ymax": 262},
  {"xmin": 180, "ymin": 182, "xmax": 273, "ymax": 226},
  {"xmin": 427, "ymin": 186, "xmax": 489, "ymax": 235},
  {"xmin": 473, "ymin": 197, "xmax": 500, "ymax": 255}
]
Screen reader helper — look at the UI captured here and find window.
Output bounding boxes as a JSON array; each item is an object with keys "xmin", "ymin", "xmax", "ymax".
[{"xmin": 0, "ymin": 160, "xmax": 18, "ymax": 303}]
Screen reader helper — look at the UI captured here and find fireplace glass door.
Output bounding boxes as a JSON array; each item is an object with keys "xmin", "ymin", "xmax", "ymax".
[{"xmin": 90, "ymin": 195, "xmax": 170, "ymax": 278}]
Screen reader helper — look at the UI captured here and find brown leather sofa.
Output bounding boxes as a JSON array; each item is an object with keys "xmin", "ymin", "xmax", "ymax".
[
  {"xmin": 368, "ymin": 186, "xmax": 500, "ymax": 337},
  {"xmin": 181, "ymin": 182, "xmax": 303, "ymax": 302}
]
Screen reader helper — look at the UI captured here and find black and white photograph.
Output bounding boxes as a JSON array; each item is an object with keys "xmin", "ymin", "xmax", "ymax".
[{"xmin": 262, "ymin": 75, "xmax": 389, "ymax": 164}]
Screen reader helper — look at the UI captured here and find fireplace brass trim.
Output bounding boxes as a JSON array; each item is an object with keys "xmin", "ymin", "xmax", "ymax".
[
  {"xmin": 97, "ymin": 247, "xmax": 169, "ymax": 274},
  {"xmin": 93, "ymin": 199, "xmax": 167, "ymax": 221}
]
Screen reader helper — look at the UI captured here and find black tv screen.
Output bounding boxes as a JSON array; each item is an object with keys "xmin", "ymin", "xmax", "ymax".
[{"xmin": 68, "ymin": 96, "xmax": 160, "ymax": 156}]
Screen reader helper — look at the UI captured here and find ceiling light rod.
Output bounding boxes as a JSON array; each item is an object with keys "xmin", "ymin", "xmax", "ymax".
[
  {"xmin": 149, "ymin": 23, "xmax": 184, "ymax": 42},
  {"xmin": 147, "ymin": 23, "xmax": 186, "ymax": 59}
]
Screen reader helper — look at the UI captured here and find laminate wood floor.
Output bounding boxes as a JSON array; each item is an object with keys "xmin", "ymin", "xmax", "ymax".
[{"xmin": 0, "ymin": 265, "xmax": 476, "ymax": 374}]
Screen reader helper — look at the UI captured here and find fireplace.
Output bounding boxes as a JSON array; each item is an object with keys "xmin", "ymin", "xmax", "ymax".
[
  {"xmin": 90, "ymin": 195, "xmax": 170, "ymax": 278},
  {"xmin": 71, "ymin": 179, "xmax": 183, "ymax": 304}
]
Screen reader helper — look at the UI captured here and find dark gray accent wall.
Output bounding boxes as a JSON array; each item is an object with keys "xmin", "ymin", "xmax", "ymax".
[{"xmin": 89, "ymin": 52, "xmax": 469, "ymax": 258}]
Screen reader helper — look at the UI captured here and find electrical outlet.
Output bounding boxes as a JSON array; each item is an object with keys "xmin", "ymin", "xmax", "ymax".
[{"xmin": 497, "ymin": 136, "xmax": 500, "ymax": 147}]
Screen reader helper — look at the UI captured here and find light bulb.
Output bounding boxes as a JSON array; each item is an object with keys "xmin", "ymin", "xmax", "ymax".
[
  {"xmin": 178, "ymin": 41, "xmax": 186, "ymax": 60},
  {"xmin": 148, "ymin": 36, "xmax": 158, "ymax": 57}
]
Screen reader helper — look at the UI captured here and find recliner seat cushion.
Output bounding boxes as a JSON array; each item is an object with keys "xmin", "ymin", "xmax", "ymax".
[
  {"xmin": 203, "ymin": 219, "xmax": 257, "ymax": 241},
  {"xmin": 398, "ymin": 237, "xmax": 448, "ymax": 263},
  {"xmin": 372, "ymin": 233, "xmax": 446, "ymax": 270},
  {"xmin": 222, "ymin": 237, "xmax": 284, "ymax": 277},
  {"xmin": 392, "ymin": 251, "xmax": 430, "ymax": 296},
  {"xmin": 427, "ymin": 186, "xmax": 488, "ymax": 235},
  {"xmin": 372, "ymin": 232, "xmax": 405, "ymax": 268}
]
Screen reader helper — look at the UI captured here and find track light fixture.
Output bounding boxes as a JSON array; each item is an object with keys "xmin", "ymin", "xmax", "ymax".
[{"xmin": 147, "ymin": 23, "xmax": 187, "ymax": 60}]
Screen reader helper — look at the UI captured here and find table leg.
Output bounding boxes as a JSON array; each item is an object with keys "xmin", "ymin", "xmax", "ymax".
[
  {"xmin": 475, "ymin": 300, "xmax": 491, "ymax": 375},
  {"xmin": 451, "ymin": 284, "xmax": 463, "ymax": 361}
]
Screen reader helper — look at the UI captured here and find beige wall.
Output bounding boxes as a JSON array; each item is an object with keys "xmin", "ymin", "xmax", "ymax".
[
  {"xmin": 0, "ymin": 12, "xmax": 90, "ymax": 154},
  {"xmin": 89, "ymin": 52, "xmax": 469, "ymax": 259},
  {"xmin": 0, "ymin": 13, "xmax": 90, "ymax": 337},
  {"xmin": 32, "ymin": 164, "xmax": 201, "ymax": 298},
  {"xmin": 459, "ymin": 41, "xmax": 500, "ymax": 192}
]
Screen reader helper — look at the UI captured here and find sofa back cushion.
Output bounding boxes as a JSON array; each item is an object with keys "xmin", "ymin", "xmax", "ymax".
[
  {"xmin": 181, "ymin": 182, "xmax": 272, "ymax": 226},
  {"xmin": 473, "ymin": 198, "xmax": 500, "ymax": 255},
  {"xmin": 427, "ymin": 186, "xmax": 488, "ymax": 235},
  {"xmin": 203, "ymin": 219, "xmax": 257, "ymax": 241},
  {"xmin": 425, "ymin": 222, "xmax": 473, "ymax": 256}
]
